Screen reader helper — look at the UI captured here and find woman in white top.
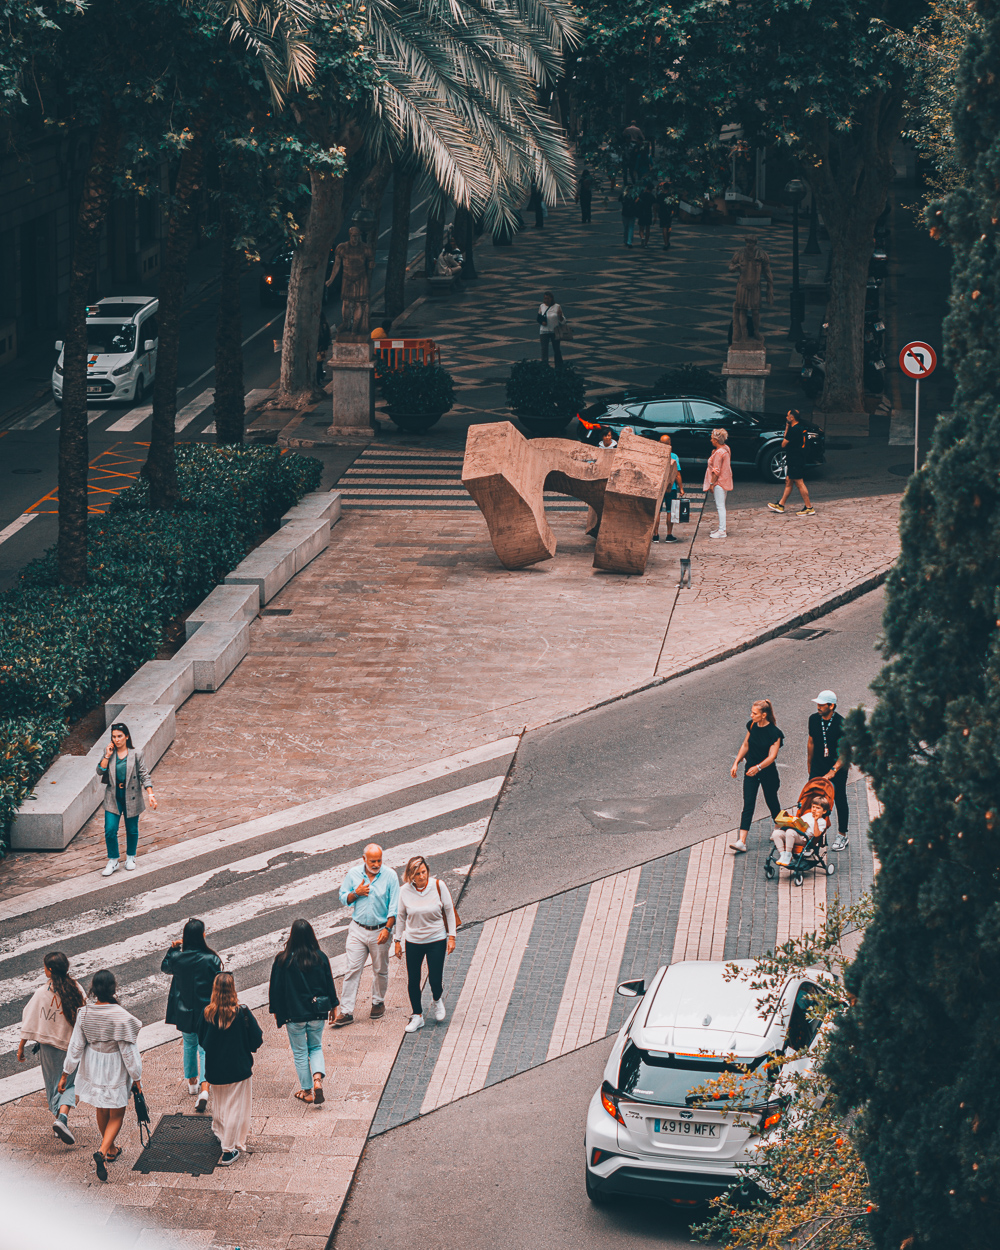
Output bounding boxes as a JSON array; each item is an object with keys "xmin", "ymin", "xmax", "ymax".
[
  {"xmin": 17, "ymin": 951, "xmax": 85, "ymax": 1145},
  {"xmin": 394, "ymin": 856, "xmax": 457, "ymax": 1034},
  {"xmin": 538, "ymin": 290, "xmax": 565, "ymax": 367},
  {"xmin": 59, "ymin": 969, "xmax": 143, "ymax": 1183}
]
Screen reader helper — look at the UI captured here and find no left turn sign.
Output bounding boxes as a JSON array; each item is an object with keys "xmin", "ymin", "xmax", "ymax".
[{"xmin": 899, "ymin": 341, "xmax": 937, "ymax": 379}]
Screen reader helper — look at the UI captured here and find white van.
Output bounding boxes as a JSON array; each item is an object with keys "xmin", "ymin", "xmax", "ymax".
[{"xmin": 52, "ymin": 296, "xmax": 159, "ymax": 405}]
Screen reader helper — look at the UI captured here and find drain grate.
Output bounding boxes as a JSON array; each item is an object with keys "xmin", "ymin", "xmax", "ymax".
[
  {"xmin": 132, "ymin": 1113, "xmax": 220, "ymax": 1176},
  {"xmin": 783, "ymin": 627, "xmax": 833, "ymax": 641},
  {"xmin": 261, "ymin": 608, "xmax": 292, "ymax": 616}
]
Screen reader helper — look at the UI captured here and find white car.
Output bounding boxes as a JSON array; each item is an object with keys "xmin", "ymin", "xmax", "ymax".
[
  {"xmin": 584, "ymin": 960, "xmax": 826, "ymax": 1207},
  {"xmin": 52, "ymin": 296, "xmax": 159, "ymax": 405}
]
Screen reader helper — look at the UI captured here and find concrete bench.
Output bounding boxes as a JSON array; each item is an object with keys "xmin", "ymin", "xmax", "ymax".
[
  {"xmin": 224, "ymin": 517, "xmax": 329, "ymax": 606},
  {"xmin": 10, "ymin": 704, "xmax": 175, "ymax": 851},
  {"xmin": 280, "ymin": 490, "xmax": 342, "ymax": 528},
  {"xmin": 427, "ymin": 275, "xmax": 459, "ymax": 297},
  {"xmin": 173, "ymin": 620, "xmax": 250, "ymax": 692},
  {"xmin": 105, "ymin": 659, "xmax": 194, "ymax": 725},
  {"xmin": 185, "ymin": 583, "xmax": 259, "ymax": 640}
]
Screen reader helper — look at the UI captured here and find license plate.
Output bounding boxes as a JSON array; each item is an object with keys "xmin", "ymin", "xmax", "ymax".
[
  {"xmin": 87, "ymin": 386, "xmax": 102, "ymax": 394},
  {"xmin": 654, "ymin": 1119, "xmax": 718, "ymax": 1138}
]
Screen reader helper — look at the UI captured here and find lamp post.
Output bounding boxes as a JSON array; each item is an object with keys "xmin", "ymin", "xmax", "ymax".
[
  {"xmin": 804, "ymin": 193, "xmax": 820, "ymax": 255},
  {"xmin": 783, "ymin": 178, "xmax": 806, "ymax": 341}
]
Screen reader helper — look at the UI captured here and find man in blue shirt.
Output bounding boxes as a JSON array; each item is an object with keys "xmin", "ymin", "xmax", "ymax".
[{"xmin": 335, "ymin": 844, "xmax": 399, "ymax": 1026}]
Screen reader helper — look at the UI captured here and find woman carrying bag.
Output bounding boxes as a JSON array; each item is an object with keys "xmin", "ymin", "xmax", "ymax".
[
  {"xmin": 197, "ymin": 973, "xmax": 263, "ymax": 1166},
  {"xmin": 268, "ymin": 919, "xmax": 338, "ymax": 1105},
  {"xmin": 58, "ymin": 969, "xmax": 143, "ymax": 1182},
  {"xmin": 162, "ymin": 918, "xmax": 222, "ymax": 1112},
  {"xmin": 394, "ymin": 856, "xmax": 457, "ymax": 1034},
  {"xmin": 17, "ymin": 951, "xmax": 86, "ymax": 1145},
  {"xmin": 96, "ymin": 722, "xmax": 157, "ymax": 877}
]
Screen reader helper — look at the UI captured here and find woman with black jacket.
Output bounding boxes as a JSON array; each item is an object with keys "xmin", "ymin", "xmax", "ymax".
[
  {"xmin": 268, "ymin": 919, "xmax": 338, "ymax": 1105},
  {"xmin": 196, "ymin": 973, "xmax": 263, "ymax": 1166},
  {"xmin": 162, "ymin": 918, "xmax": 222, "ymax": 1113}
]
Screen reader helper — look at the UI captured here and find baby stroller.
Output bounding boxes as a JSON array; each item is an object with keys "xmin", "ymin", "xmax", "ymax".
[{"xmin": 763, "ymin": 777, "xmax": 836, "ymax": 887}]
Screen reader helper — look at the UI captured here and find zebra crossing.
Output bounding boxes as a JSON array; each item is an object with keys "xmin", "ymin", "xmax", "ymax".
[
  {"xmin": 6, "ymin": 389, "xmax": 224, "ymax": 438},
  {"xmin": 0, "ymin": 736, "xmax": 519, "ymax": 1103}
]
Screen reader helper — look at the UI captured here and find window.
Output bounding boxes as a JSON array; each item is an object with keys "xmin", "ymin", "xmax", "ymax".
[
  {"xmin": 140, "ymin": 316, "xmax": 158, "ymax": 342},
  {"xmin": 617, "ymin": 1043, "xmax": 770, "ymax": 1109},
  {"xmin": 688, "ymin": 402, "xmax": 732, "ymax": 427},
  {"xmin": 785, "ymin": 983, "xmax": 821, "ymax": 1051},
  {"xmin": 85, "ymin": 323, "xmax": 136, "ymax": 355},
  {"xmin": 643, "ymin": 401, "xmax": 690, "ymax": 425}
]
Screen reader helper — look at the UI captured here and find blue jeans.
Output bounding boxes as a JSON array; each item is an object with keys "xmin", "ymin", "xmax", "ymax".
[
  {"xmin": 286, "ymin": 1021, "xmax": 326, "ymax": 1091},
  {"xmin": 104, "ymin": 797, "xmax": 139, "ymax": 859},
  {"xmin": 182, "ymin": 1032, "xmax": 206, "ymax": 1084},
  {"xmin": 622, "ymin": 219, "xmax": 634, "ymax": 245}
]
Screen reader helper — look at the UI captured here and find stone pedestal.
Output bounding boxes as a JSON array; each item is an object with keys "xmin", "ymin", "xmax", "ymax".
[
  {"xmin": 327, "ymin": 341, "xmax": 375, "ymax": 437},
  {"xmin": 722, "ymin": 342, "xmax": 771, "ymax": 413}
]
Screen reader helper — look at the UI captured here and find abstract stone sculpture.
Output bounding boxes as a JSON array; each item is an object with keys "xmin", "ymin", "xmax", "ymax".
[{"xmin": 462, "ymin": 422, "xmax": 675, "ymax": 574}]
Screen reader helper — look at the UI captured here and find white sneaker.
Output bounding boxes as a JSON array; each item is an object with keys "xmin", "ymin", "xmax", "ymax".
[
  {"xmin": 729, "ymin": 840, "xmax": 746, "ymax": 853},
  {"xmin": 195, "ymin": 1089, "xmax": 209, "ymax": 1113},
  {"xmin": 778, "ymin": 851, "xmax": 792, "ymax": 866},
  {"xmin": 710, "ymin": 529, "xmax": 727, "ymax": 538},
  {"xmin": 101, "ymin": 860, "xmax": 119, "ymax": 877},
  {"xmin": 433, "ymin": 998, "xmax": 446, "ymax": 1022},
  {"xmin": 404, "ymin": 1015, "xmax": 425, "ymax": 1033},
  {"xmin": 125, "ymin": 856, "xmax": 136, "ymax": 871},
  {"xmin": 187, "ymin": 1082, "xmax": 199, "ymax": 1096}
]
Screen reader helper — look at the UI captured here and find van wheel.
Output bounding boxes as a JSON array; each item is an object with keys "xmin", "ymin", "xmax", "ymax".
[{"xmin": 133, "ymin": 376, "xmax": 145, "ymax": 407}]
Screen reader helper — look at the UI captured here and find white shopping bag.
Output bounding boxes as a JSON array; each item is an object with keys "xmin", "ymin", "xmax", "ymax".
[{"xmin": 670, "ymin": 498, "xmax": 680, "ymax": 524}]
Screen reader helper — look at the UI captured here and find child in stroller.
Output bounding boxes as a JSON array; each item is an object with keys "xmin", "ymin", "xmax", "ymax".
[{"xmin": 764, "ymin": 778, "xmax": 837, "ymax": 884}]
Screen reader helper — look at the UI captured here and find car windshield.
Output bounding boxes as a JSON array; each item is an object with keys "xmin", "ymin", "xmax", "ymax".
[
  {"xmin": 86, "ymin": 323, "xmax": 136, "ymax": 355},
  {"xmin": 618, "ymin": 1043, "xmax": 771, "ymax": 1108}
]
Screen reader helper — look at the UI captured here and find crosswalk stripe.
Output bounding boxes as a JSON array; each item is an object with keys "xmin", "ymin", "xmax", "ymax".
[
  {"xmin": 8, "ymin": 400, "xmax": 57, "ymax": 430},
  {"xmin": 87, "ymin": 408, "xmax": 107, "ymax": 424},
  {"xmin": 0, "ymin": 513, "xmax": 38, "ymax": 549},
  {"xmin": 0, "ymin": 737, "xmax": 518, "ymax": 924},
  {"xmin": 106, "ymin": 404, "xmax": 152, "ymax": 432},
  {"xmin": 671, "ymin": 832, "xmax": 735, "ymax": 962},
  {"xmin": 175, "ymin": 390, "xmax": 214, "ymax": 431},
  {"xmin": 0, "ymin": 777, "xmax": 504, "ymax": 967}
]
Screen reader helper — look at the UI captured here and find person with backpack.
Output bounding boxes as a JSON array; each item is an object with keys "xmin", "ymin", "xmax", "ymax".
[
  {"xmin": 17, "ymin": 951, "xmax": 86, "ymax": 1145},
  {"xmin": 197, "ymin": 973, "xmax": 264, "ymax": 1166},
  {"xmin": 268, "ymin": 919, "xmax": 339, "ymax": 1104},
  {"xmin": 162, "ymin": 918, "xmax": 223, "ymax": 1113},
  {"xmin": 394, "ymin": 855, "xmax": 457, "ymax": 1034}
]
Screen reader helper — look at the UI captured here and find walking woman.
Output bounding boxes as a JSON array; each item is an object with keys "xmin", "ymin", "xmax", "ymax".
[
  {"xmin": 17, "ymin": 952, "xmax": 86, "ymax": 1145},
  {"xmin": 96, "ymin": 722, "xmax": 157, "ymax": 877},
  {"xmin": 729, "ymin": 699, "xmax": 785, "ymax": 854},
  {"xmin": 704, "ymin": 428, "xmax": 733, "ymax": 538},
  {"xmin": 394, "ymin": 855, "xmax": 457, "ymax": 1034},
  {"xmin": 268, "ymin": 919, "xmax": 338, "ymax": 1105},
  {"xmin": 162, "ymin": 919, "xmax": 222, "ymax": 1112},
  {"xmin": 58, "ymin": 970, "xmax": 142, "ymax": 1182},
  {"xmin": 197, "ymin": 974, "xmax": 263, "ymax": 1166}
]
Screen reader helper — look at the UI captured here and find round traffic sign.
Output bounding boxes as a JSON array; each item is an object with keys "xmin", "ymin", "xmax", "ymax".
[{"xmin": 899, "ymin": 341, "xmax": 937, "ymax": 379}]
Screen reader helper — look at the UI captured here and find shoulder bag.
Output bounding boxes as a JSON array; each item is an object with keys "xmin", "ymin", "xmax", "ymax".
[
  {"xmin": 554, "ymin": 320, "xmax": 574, "ymax": 342},
  {"xmin": 435, "ymin": 878, "xmax": 461, "ymax": 929},
  {"xmin": 537, "ymin": 304, "xmax": 550, "ymax": 327},
  {"xmin": 132, "ymin": 1086, "xmax": 152, "ymax": 1147}
]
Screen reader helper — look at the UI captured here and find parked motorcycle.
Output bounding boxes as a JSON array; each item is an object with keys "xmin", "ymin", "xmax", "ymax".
[{"xmin": 797, "ymin": 335, "xmax": 826, "ymax": 400}]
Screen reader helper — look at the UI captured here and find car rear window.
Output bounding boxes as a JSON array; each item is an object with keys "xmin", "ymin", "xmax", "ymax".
[
  {"xmin": 618, "ymin": 1043, "xmax": 769, "ymax": 1108},
  {"xmin": 86, "ymin": 323, "xmax": 136, "ymax": 354}
]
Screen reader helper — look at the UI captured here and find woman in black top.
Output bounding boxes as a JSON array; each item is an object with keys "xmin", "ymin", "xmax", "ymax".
[
  {"xmin": 268, "ymin": 919, "xmax": 338, "ymax": 1105},
  {"xmin": 767, "ymin": 410, "xmax": 814, "ymax": 515},
  {"xmin": 162, "ymin": 918, "xmax": 222, "ymax": 1111},
  {"xmin": 197, "ymin": 973, "xmax": 263, "ymax": 1165},
  {"xmin": 730, "ymin": 699, "xmax": 784, "ymax": 852}
]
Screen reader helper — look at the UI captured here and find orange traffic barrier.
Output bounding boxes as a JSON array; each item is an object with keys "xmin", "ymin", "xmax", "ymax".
[{"xmin": 374, "ymin": 338, "xmax": 441, "ymax": 370}]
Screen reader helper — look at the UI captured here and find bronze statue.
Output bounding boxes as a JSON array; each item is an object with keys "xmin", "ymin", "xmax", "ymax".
[
  {"xmin": 729, "ymin": 235, "xmax": 774, "ymax": 344},
  {"xmin": 326, "ymin": 226, "xmax": 375, "ymax": 340}
]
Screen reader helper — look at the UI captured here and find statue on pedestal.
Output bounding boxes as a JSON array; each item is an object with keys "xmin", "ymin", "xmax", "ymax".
[
  {"xmin": 729, "ymin": 235, "xmax": 774, "ymax": 345},
  {"xmin": 327, "ymin": 226, "xmax": 375, "ymax": 341}
]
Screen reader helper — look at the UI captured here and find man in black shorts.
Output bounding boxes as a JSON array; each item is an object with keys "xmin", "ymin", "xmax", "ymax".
[
  {"xmin": 807, "ymin": 689, "xmax": 849, "ymax": 850},
  {"xmin": 767, "ymin": 409, "xmax": 815, "ymax": 515}
]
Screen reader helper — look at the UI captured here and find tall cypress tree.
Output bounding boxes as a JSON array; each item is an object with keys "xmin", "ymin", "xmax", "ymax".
[{"xmin": 826, "ymin": 5, "xmax": 1000, "ymax": 1247}]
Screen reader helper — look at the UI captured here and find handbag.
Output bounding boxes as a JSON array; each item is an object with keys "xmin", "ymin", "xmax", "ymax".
[
  {"xmin": 310, "ymin": 996, "xmax": 334, "ymax": 1017},
  {"xmin": 670, "ymin": 498, "xmax": 680, "ymax": 524},
  {"xmin": 554, "ymin": 320, "xmax": 574, "ymax": 341},
  {"xmin": 435, "ymin": 878, "xmax": 461, "ymax": 929},
  {"xmin": 679, "ymin": 498, "xmax": 690, "ymax": 523},
  {"xmin": 132, "ymin": 1086, "xmax": 152, "ymax": 1147}
]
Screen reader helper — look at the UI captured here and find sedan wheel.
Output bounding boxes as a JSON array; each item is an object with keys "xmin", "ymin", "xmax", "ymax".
[{"xmin": 761, "ymin": 444, "xmax": 786, "ymax": 483}]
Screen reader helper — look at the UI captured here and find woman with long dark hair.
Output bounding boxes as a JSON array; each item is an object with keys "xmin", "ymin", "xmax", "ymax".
[
  {"xmin": 58, "ymin": 969, "xmax": 143, "ymax": 1182},
  {"xmin": 197, "ymin": 973, "xmax": 263, "ymax": 1165},
  {"xmin": 96, "ymin": 721, "xmax": 157, "ymax": 877},
  {"xmin": 17, "ymin": 952, "xmax": 86, "ymax": 1144},
  {"xmin": 162, "ymin": 918, "xmax": 223, "ymax": 1112},
  {"xmin": 729, "ymin": 698, "xmax": 785, "ymax": 854},
  {"xmin": 268, "ymin": 919, "xmax": 338, "ymax": 1104}
]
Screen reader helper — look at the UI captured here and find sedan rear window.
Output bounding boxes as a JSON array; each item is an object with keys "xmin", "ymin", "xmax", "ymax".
[
  {"xmin": 86, "ymin": 323, "xmax": 136, "ymax": 355},
  {"xmin": 618, "ymin": 1043, "xmax": 770, "ymax": 1108}
]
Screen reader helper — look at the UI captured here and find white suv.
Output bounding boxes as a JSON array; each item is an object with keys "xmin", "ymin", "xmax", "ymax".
[
  {"xmin": 584, "ymin": 960, "xmax": 825, "ymax": 1207},
  {"xmin": 52, "ymin": 296, "xmax": 158, "ymax": 405}
]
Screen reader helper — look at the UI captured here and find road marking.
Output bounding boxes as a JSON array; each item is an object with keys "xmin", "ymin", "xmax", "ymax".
[
  {"xmin": 175, "ymin": 390, "xmax": 214, "ymax": 431},
  {"xmin": 546, "ymin": 867, "xmax": 642, "ymax": 1059},
  {"xmin": 87, "ymin": 408, "xmax": 107, "ymax": 424},
  {"xmin": 106, "ymin": 404, "xmax": 152, "ymax": 432},
  {"xmin": 0, "ymin": 513, "xmax": 38, "ymax": 548},
  {"xmin": 0, "ymin": 736, "xmax": 518, "ymax": 923},
  {"xmin": 8, "ymin": 401, "xmax": 57, "ymax": 430},
  {"xmin": 671, "ymin": 832, "xmax": 735, "ymax": 962},
  {"xmin": 775, "ymin": 862, "xmax": 826, "ymax": 947},
  {"xmin": 421, "ymin": 903, "xmax": 537, "ymax": 1111}
]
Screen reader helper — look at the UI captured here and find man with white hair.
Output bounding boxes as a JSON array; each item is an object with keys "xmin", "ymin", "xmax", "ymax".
[
  {"xmin": 807, "ymin": 691, "xmax": 850, "ymax": 850},
  {"xmin": 335, "ymin": 844, "xmax": 399, "ymax": 1026}
]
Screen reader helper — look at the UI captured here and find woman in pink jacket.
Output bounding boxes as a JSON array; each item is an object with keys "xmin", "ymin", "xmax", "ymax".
[{"xmin": 703, "ymin": 428, "xmax": 733, "ymax": 538}]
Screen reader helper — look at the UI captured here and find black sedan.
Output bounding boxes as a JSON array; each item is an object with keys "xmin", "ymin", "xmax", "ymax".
[
  {"xmin": 576, "ymin": 395, "xmax": 825, "ymax": 483},
  {"xmin": 259, "ymin": 248, "xmax": 336, "ymax": 306}
]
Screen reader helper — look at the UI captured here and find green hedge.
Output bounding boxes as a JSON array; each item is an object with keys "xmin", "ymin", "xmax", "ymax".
[{"xmin": 0, "ymin": 444, "xmax": 321, "ymax": 851}]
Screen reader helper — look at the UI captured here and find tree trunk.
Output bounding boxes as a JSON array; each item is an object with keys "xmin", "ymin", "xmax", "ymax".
[
  {"xmin": 57, "ymin": 103, "xmax": 121, "ymax": 587},
  {"xmin": 454, "ymin": 207, "xmax": 477, "ymax": 280},
  {"xmin": 384, "ymin": 167, "xmax": 414, "ymax": 326},
  {"xmin": 214, "ymin": 205, "xmax": 245, "ymax": 445},
  {"xmin": 815, "ymin": 221, "xmax": 875, "ymax": 414},
  {"xmin": 146, "ymin": 127, "xmax": 205, "ymax": 508},
  {"xmin": 424, "ymin": 205, "xmax": 445, "ymax": 277},
  {"xmin": 360, "ymin": 153, "xmax": 391, "ymax": 251}
]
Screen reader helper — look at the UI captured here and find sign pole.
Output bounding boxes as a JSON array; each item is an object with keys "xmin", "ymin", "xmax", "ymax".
[
  {"xmin": 899, "ymin": 342, "xmax": 936, "ymax": 473},
  {"xmin": 914, "ymin": 378, "xmax": 920, "ymax": 474}
]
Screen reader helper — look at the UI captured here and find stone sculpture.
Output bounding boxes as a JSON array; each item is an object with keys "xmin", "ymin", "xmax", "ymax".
[
  {"xmin": 462, "ymin": 422, "xmax": 675, "ymax": 574},
  {"xmin": 729, "ymin": 234, "xmax": 774, "ymax": 344},
  {"xmin": 327, "ymin": 226, "xmax": 375, "ymax": 341}
]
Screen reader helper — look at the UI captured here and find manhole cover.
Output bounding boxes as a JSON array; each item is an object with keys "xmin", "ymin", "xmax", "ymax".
[
  {"xmin": 262, "ymin": 608, "xmax": 292, "ymax": 616},
  {"xmin": 783, "ymin": 627, "xmax": 833, "ymax": 641},
  {"xmin": 132, "ymin": 1113, "xmax": 220, "ymax": 1175}
]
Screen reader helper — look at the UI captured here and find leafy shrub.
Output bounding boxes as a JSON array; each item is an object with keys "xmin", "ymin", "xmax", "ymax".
[
  {"xmin": 0, "ymin": 444, "xmax": 321, "ymax": 851},
  {"xmin": 505, "ymin": 359, "xmax": 587, "ymax": 419},
  {"xmin": 652, "ymin": 363, "xmax": 723, "ymax": 399},
  {"xmin": 380, "ymin": 363, "xmax": 455, "ymax": 415}
]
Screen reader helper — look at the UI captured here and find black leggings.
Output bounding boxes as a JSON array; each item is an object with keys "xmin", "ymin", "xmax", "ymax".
[
  {"xmin": 405, "ymin": 939, "xmax": 447, "ymax": 1015},
  {"xmin": 740, "ymin": 766, "xmax": 782, "ymax": 831}
]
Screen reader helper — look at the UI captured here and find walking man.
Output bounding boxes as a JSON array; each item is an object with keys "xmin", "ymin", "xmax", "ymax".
[
  {"xmin": 335, "ymin": 844, "xmax": 399, "ymax": 1027},
  {"xmin": 577, "ymin": 168, "xmax": 594, "ymax": 223},
  {"xmin": 807, "ymin": 691, "xmax": 850, "ymax": 850},
  {"xmin": 768, "ymin": 409, "xmax": 815, "ymax": 515},
  {"xmin": 635, "ymin": 182, "xmax": 655, "ymax": 247}
]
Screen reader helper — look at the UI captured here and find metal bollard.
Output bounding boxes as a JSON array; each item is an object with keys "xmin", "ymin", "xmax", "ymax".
[{"xmin": 679, "ymin": 558, "xmax": 692, "ymax": 587}]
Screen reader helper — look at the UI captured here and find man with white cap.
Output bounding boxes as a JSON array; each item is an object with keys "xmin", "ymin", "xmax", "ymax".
[{"xmin": 807, "ymin": 691, "xmax": 849, "ymax": 850}]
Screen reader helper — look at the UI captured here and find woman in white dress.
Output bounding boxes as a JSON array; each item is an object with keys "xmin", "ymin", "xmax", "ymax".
[{"xmin": 58, "ymin": 969, "xmax": 143, "ymax": 1182}]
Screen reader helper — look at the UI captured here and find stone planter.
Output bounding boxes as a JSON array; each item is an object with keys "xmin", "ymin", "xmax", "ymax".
[{"xmin": 387, "ymin": 409, "xmax": 446, "ymax": 434}]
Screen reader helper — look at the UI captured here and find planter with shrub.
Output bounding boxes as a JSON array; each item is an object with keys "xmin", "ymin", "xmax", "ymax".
[
  {"xmin": 506, "ymin": 359, "xmax": 586, "ymax": 435},
  {"xmin": 380, "ymin": 362, "xmax": 455, "ymax": 432}
]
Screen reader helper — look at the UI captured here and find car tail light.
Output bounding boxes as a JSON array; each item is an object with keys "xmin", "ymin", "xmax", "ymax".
[
  {"xmin": 753, "ymin": 1103, "xmax": 783, "ymax": 1135},
  {"xmin": 601, "ymin": 1081, "xmax": 625, "ymax": 1125}
]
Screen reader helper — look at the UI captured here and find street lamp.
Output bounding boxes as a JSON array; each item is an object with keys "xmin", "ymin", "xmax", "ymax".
[{"xmin": 783, "ymin": 178, "xmax": 807, "ymax": 341}]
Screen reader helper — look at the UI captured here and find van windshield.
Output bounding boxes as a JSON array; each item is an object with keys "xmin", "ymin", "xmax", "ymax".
[
  {"xmin": 86, "ymin": 323, "xmax": 136, "ymax": 355},
  {"xmin": 618, "ymin": 1043, "xmax": 771, "ymax": 1109}
]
